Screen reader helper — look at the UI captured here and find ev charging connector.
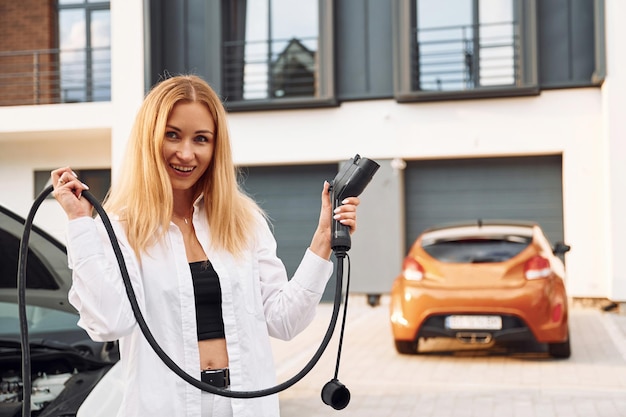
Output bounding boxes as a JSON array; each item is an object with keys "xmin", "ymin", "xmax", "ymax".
[{"xmin": 323, "ymin": 154, "xmax": 380, "ymax": 409}]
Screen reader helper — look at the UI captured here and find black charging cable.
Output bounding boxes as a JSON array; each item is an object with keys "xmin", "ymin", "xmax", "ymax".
[
  {"xmin": 17, "ymin": 183, "xmax": 52, "ymax": 417},
  {"xmin": 18, "ymin": 185, "xmax": 353, "ymax": 416},
  {"xmin": 321, "ymin": 251, "xmax": 352, "ymax": 410}
]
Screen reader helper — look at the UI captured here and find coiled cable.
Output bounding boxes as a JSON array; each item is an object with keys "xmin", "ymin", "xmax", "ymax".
[{"xmin": 18, "ymin": 186, "xmax": 351, "ymax": 416}]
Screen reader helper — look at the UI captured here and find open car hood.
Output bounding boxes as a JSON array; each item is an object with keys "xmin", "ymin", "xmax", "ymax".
[{"xmin": 0, "ymin": 205, "xmax": 76, "ymax": 314}]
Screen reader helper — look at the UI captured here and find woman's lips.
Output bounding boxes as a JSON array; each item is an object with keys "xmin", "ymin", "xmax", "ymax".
[{"xmin": 170, "ymin": 164, "xmax": 195, "ymax": 176}]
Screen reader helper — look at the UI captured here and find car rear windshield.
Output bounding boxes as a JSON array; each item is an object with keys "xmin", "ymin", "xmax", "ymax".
[{"xmin": 422, "ymin": 236, "xmax": 532, "ymax": 263}]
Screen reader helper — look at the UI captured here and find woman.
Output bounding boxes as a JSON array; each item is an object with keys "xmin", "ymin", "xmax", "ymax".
[{"xmin": 51, "ymin": 75, "xmax": 360, "ymax": 417}]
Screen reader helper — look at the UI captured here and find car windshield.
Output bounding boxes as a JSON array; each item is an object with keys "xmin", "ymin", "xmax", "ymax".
[
  {"xmin": 422, "ymin": 236, "xmax": 531, "ymax": 263},
  {"xmin": 0, "ymin": 301, "xmax": 78, "ymax": 337}
]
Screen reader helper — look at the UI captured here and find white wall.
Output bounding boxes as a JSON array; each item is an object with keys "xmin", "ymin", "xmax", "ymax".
[
  {"xmin": 110, "ymin": 0, "xmax": 146, "ymax": 178},
  {"xmin": 604, "ymin": 0, "xmax": 626, "ymax": 301},
  {"xmin": 0, "ymin": 102, "xmax": 111, "ymax": 135},
  {"xmin": 0, "ymin": 132, "xmax": 111, "ymax": 242}
]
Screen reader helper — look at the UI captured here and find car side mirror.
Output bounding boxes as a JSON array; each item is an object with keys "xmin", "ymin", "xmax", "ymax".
[{"xmin": 553, "ymin": 241, "xmax": 571, "ymax": 255}]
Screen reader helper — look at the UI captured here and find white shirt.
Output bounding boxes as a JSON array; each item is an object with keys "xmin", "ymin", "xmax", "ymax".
[{"xmin": 66, "ymin": 201, "xmax": 333, "ymax": 417}]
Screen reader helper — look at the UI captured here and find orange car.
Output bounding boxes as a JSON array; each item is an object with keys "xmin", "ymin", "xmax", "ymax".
[{"xmin": 390, "ymin": 220, "xmax": 572, "ymax": 358}]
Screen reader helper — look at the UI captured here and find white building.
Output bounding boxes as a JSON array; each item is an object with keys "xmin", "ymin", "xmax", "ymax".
[{"xmin": 1, "ymin": 0, "xmax": 624, "ymax": 301}]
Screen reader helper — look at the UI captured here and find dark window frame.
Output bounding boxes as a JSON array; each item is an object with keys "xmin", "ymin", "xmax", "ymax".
[
  {"xmin": 392, "ymin": 0, "xmax": 540, "ymax": 103},
  {"xmin": 592, "ymin": 0, "xmax": 606, "ymax": 85},
  {"xmin": 218, "ymin": 0, "xmax": 336, "ymax": 112},
  {"xmin": 57, "ymin": 0, "xmax": 111, "ymax": 103},
  {"xmin": 539, "ymin": 0, "xmax": 606, "ymax": 90}
]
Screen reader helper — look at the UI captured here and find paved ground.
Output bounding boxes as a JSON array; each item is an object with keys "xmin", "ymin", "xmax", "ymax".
[{"xmin": 271, "ymin": 296, "xmax": 626, "ymax": 417}]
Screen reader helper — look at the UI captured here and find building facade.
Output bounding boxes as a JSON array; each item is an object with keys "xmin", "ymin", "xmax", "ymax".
[{"xmin": 0, "ymin": 0, "xmax": 624, "ymax": 301}]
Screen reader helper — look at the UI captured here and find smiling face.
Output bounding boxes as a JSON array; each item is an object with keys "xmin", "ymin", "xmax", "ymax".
[{"xmin": 162, "ymin": 101, "xmax": 216, "ymax": 199}]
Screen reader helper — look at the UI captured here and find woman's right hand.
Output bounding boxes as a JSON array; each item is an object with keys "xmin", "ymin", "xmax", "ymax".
[{"xmin": 51, "ymin": 167, "xmax": 92, "ymax": 220}]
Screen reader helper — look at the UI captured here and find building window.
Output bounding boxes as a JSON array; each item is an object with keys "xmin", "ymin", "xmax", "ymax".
[
  {"xmin": 221, "ymin": 0, "xmax": 335, "ymax": 110},
  {"xmin": 393, "ymin": 0, "xmax": 538, "ymax": 102},
  {"xmin": 58, "ymin": 0, "xmax": 111, "ymax": 103}
]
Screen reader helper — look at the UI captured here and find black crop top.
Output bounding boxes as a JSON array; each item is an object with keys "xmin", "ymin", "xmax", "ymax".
[{"xmin": 189, "ymin": 260, "xmax": 225, "ymax": 340}]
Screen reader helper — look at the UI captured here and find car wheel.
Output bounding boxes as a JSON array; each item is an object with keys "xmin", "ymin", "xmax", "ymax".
[
  {"xmin": 548, "ymin": 335, "xmax": 571, "ymax": 359},
  {"xmin": 395, "ymin": 339, "xmax": 419, "ymax": 355}
]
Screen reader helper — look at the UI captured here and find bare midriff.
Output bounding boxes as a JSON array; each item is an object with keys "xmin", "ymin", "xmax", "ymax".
[{"xmin": 199, "ymin": 338, "xmax": 229, "ymax": 370}]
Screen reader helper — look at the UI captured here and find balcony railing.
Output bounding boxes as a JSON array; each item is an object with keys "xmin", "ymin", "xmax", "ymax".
[
  {"xmin": 0, "ymin": 46, "xmax": 111, "ymax": 107},
  {"xmin": 222, "ymin": 36, "xmax": 318, "ymax": 101},
  {"xmin": 413, "ymin": 21, "xmax": 520, "ymax": 92}
]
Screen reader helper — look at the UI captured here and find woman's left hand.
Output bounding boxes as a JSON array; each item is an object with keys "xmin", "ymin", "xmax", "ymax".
[{"xmin": 309, "ymin": 181, "xmax": 360, "ymax": 260}]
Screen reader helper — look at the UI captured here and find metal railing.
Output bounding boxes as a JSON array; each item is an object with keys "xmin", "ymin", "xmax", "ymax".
[
  {"xmin": 0, "ymin": 46, "xmax": 111, "ymax": 107},
  {"xmin": 222, "ymin": 36, "xmax": 318, "ymax": 101},
  {"xmin": 413, "ymin": 21, "xmax": 520, "ymax": 92}
]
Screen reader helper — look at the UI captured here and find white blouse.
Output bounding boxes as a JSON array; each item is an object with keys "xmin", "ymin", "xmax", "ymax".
[{"xmin": 66, "ymin": 200, "xmax": 333, "ymax": 417}]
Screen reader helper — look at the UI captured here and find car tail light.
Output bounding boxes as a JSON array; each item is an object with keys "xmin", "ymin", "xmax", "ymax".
[
  {"xmin": 524, "ymin": 256, "xmax": 551, "ymax": 280},
  {"xmin": 402, "ymin": 257, "xmax": 424, "ymax": 281}
]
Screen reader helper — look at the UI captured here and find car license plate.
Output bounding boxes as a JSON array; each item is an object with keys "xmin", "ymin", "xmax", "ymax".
[{"xmin": 445, "ymin": 315, "xmax": 502, "ymax": 330}]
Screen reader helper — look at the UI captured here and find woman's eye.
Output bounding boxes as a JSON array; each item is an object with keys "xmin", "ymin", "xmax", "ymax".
[
  {"xmin": 195, "ymin": 135, "xmax": 210, "ymax": 143},
  {"xmin": 165, "ymin": 131, "xmax": 178, "ymax": 139}
]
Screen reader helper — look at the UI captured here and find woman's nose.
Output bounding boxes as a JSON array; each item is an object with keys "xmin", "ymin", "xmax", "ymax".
[{"xmin": 176, "ymin": 140, "xmax": 194, "ymax": 160}]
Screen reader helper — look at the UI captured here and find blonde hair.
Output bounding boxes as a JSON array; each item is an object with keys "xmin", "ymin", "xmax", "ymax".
[{"xmin": 104, "ymin": 75, "xmax": 263, "ymax": 258}]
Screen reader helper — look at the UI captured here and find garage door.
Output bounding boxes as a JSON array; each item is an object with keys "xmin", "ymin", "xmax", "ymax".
[
  {"xmin": 239, "ymin": 163, "xmax": 339, "ymax": 301},
  {"xmin": 404, "ymin": 155, "xmax": 564, "ymax": 251}
]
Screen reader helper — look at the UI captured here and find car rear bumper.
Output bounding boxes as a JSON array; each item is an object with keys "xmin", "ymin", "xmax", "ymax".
[
  {"xmin": 390, "ymin": 280, "xmax": 568, "ymax": 344},
  {"xmin": 417, "ymin": 313, "xmax": 536, "ymax": 342}
]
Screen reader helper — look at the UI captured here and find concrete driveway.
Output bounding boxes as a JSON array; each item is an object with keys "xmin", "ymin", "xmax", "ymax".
[{"xmin": 273, "ymin": 297, "xmax": 626, "ymax": 417}]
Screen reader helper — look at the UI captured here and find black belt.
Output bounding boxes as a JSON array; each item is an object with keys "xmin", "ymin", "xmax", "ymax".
[{"xmin": 201, "ymin": 368, "xmax": 230, "ymax": 388}]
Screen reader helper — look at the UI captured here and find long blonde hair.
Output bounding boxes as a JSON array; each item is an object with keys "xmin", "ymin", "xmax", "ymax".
[{"xmin": 104, "ymin": 75, "xmax": 263, "ymax": 258}]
